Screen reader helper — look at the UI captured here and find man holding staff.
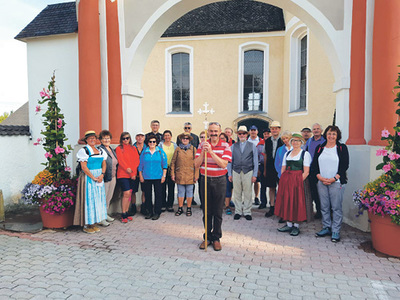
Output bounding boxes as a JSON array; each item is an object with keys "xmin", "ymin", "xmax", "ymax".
[{"xmin": 195, "ymin": 122, "xmax": 232, "ymax": 251}]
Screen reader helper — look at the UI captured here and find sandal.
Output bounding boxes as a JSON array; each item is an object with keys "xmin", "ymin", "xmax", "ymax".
[
  {"xmin": 186, "ymin": 207, "xmax": 192, "ymax": 216},
  {"xmin": 175, "ymin": 207, "xmax": 183, "ymax": 216}
]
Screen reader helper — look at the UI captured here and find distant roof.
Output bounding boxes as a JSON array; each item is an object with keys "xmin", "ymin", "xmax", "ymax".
[
  {"xmin": 15, "ymin": 2, "xmax": 77, "ymax": 40},
  {"xmin": 0, "ymin": 125, "xmax": 30, "ymax": 137},
  {"xmin": 1, "ymin": 102, "xmax": 29, "ymax": 126},
  {"xmin": 162, "ymin": 0, "xmax": 285, "ymax": 37}
]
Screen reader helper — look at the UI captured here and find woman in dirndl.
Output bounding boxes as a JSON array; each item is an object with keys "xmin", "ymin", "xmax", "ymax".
[
  {"xmin": 275, "ymin": 133, "xmax": 313, "ymax": 236},
  {"xmin": 73, "ymin": 130, "xmax": 108, "ymax": 233}
]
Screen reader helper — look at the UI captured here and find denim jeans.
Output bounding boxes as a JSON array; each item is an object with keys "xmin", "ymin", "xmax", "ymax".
[{"xmin": 317, "ymin": 181, "xmax": 345, "ymax": 233}]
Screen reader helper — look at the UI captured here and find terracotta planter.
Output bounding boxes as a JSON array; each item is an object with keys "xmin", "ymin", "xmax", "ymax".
[
  {"xmin": 369, "ymin": 212, "xmax": 400, "ymax": 257},
  {"xmin": 39, "ymin": 205, "xmax": 74, "ymax": 229}
]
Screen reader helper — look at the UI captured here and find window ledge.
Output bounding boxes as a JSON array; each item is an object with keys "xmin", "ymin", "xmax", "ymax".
[
  {"xmin": 239, "ymin": 110, "xmax": 267, "ymax": 115},
  {"xmin": 288, "ymin": 109, "xmax": 308, "ymax": 117},
  {"xmin": 166, "ymin": 111, "xmax": 193, "ymax": 117}
]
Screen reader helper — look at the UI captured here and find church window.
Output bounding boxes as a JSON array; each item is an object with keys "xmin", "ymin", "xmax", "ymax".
[{"xmin": 243, "ymin": 50, "xmax": 264, "ymax": 112}]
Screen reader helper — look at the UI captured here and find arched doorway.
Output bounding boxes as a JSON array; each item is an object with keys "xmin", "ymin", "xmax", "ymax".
[{"xmin": 234, "ymin": 115, "xmax": 273, "ymax": 139}]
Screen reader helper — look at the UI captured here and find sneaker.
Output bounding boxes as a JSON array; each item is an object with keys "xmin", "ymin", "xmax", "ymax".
[
  {"xmin": 225, "ymin": 207, "xmax": 232, "ymax": 215},
  {"xmin": 106, "ymin": 215, "xmax": 115, "ymax": 222},
  {"xmin": 244, "ymin": 215, "xmax": 252, "ymax": 221},
  {"xmin": 277, "ymin": 225, "xmax": 293, "ymax": 232},
  {"xmin": 92, "ymin": 226, "xmax": 100, "ymax": 232},
  {"xmin": 290, "ymin": 227, "xmax": 300, "ymax": 236},
  {"xmin": 234, "ymin": 214, "xmax": 241, "ymax": 220},
  {"xmin": 161, "ymin": 207, "xmax": 166, "ymax": 212},
  {"xmin": 229, "ymin": 201, "xmax": 235, "ymax": 208},
  {"xmin": 316, "ymin": 227, "xmax": 331, "ymax": 237},
  {"xmin": 127, "ymin": 216, "xmax": 133, "ymax": 221},
  {"xmin": 83, "ymin": 226, "xmax": 95, "ymax": 234},
  {"xmin": 331, "ymin": 232, "xmax": 340, "ymax": 243},
  {"xmin": 254, "ymin": 197, "xmax": 260, "ymax": 205},
  {"xmin": 121, "ymin": 218, "xmax": 128, "ymax": 223},
  {"xmin": 99, "ymin": 220, "xmax": 110, "ymax": 227}
]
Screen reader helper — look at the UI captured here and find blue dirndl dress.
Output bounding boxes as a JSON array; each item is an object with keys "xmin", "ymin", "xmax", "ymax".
[{"xmin": 80, "ymin": 146, "xmax": 108, "ymax": 225}]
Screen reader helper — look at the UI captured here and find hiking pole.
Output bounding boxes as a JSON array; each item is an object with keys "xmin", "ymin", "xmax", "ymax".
[{"xmin": 198, "ymin": 102, "xmax": 214, "ymax": 251}]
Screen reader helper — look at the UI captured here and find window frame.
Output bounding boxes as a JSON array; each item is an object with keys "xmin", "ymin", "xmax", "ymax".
[
  {"xmin": 165, "ymin": 45, "xmax": 194, "ymax": 116},
  {"xmin": 238, "ymin": 42, "xmax": 269, "ymax": 114},
  {"xmin": 289, "ymin": 25, "xmax": 309, "ymax": 115}
]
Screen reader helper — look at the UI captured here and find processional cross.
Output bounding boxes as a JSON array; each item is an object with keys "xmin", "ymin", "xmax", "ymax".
[{"xmin": 197, "ymin": 102, "xmax": 215, "ymax": 251}]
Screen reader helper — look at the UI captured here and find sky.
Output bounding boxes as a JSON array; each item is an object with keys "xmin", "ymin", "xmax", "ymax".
[{"xmin": 0, "ymin": 0, "xmax": 73, "ymax": 115}]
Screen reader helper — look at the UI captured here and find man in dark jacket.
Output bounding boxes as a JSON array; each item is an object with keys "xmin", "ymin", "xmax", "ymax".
[{"xmin": 263, "ymin": 121, "xmax": 283, "ymax": 217}]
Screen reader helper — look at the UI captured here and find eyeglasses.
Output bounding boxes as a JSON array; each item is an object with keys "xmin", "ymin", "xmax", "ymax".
[
  {"xmin": 238, "ymin": 133, "xmax": 247, "ymax": 136},
  {"xmin": 148, "ymin": 140, "xmax": 157, "ymax": 144},
  {"xmin": 200, "ymin": 136, "xmax": 205, "ymax": 139},
  {"xmin": 122, "ymin": 137, "xmax": 130, "ymax": 140},
  {"xmin": 184, "ymin": 127, "xmax": 191, "ymax": 130}
]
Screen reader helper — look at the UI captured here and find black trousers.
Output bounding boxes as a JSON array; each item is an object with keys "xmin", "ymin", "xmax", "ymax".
[
  {"xmin": 161, "ymin": 168, "xmax": 175, "ymax": 208},
  {"xmin": 200, "ymin": 175, "xmax": 226, "ymax": 241},
  {"xmin": 144, "ymin": 179, "xmax": 162, "ymax": 215}
]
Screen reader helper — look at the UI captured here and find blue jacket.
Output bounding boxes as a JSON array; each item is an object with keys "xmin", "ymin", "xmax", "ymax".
[
  {"xmin": 274, "ymin": 145, "xmax": 292, "ymax": 178},
  {"xmin": 138, "ymin": 146, "xmax": 168, "ymax": 180}
]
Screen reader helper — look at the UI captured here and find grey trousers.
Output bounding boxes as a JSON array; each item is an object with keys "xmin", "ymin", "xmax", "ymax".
[
  {"xmin": 232, "ymin": 170, "xmax": 253, "ymax": 216},
  {"xmin": 317, "ymin": 181, "xmax": 345, "ymax": 233}
]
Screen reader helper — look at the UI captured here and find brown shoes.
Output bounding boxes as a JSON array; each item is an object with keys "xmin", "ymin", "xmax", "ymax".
[
  {"xmin": 199, "ymin": 240, "xmax": 211, "ymax": 250},
  {"xmin": 212, "ymin": 240, "xmax": 222, "ymax": 251}
]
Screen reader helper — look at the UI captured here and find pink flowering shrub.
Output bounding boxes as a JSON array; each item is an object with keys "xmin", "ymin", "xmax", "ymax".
[{"xmin": 354, "ymin": 70, "xmax": 400, "ymax": 226}]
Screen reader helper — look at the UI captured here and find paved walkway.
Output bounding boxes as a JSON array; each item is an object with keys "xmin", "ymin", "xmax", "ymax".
[{"xmin": 1, "ymin": 207, "xmax": 400, "ymax": 299}]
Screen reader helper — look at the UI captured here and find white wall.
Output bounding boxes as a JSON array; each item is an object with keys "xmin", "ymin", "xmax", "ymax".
[
  {"xmin": 343, "ymin": 145, "xmax": 382, "ymax": 231},
  {"xmin": 0, "ymin": 135, "xmax": 43, "ymax": 205},
  {"xmin": 26, "ymin": 33, "xmax": 79, "ymax": 171}
]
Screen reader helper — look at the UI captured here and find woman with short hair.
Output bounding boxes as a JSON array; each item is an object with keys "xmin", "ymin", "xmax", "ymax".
[
  {"xmin": 139, "ymin": 134, "xmax": 168, "ymax": 220},
  {"xmin": 74, "ymin": 131, "xmax": 108, "ymax": 233},
  {"xmin": 98, "ymin": 130, "xmax": 118, "ymax": 226},
  {"xmin": 159, "ymin": 130, "xmax": 177, "ymax": 212},
  {"xmin": 275, "ymin": 133, "xmax": 312, "ymax": 236},
  {"xmin": 312, "ymin": 125, "xmax": 349, "ymax": 243},
  {"xmin": 170, "ymin": 132, "xmax": 198, "ymax": 216},
  {"xmin": 115, "ymin": 132, "xmax": 140, "ymax": 223}
]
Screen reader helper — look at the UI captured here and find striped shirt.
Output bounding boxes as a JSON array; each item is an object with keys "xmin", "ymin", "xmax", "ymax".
[{"xmin": 196, "ymin": 139, "xmax": 232, "ymax": 177}]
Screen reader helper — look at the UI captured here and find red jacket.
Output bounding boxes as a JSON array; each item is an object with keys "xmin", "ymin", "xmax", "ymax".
[{"xmin": 115, "ymin": 145, "xmax": 140, "ymax": 179}]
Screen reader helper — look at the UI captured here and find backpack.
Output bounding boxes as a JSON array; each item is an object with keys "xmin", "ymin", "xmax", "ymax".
[{"xmin": 75, "ymin": 146, "xmax": 103, "ymax": 176}]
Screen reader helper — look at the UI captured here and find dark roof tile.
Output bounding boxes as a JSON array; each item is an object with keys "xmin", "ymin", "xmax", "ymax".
[
  {"xmin": 15, "ymin": 2, "xmax": 77, "ymax": 40},
  {"xmin": 0, "ymin": 125, "xmax": 30, "ymax": 136},
  {"xmin": 162, "ymin": 0, "xmax": 285, "ymax": 37}
]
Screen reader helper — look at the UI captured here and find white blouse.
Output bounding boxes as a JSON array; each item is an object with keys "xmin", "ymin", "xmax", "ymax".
[
  {"xmin": 77, "ymin": 146, "xmax": 107, "ymax": 162},
  {"xmin": 282, "ymin": 150, "xmax": 311, "ymax": 167},
  {"xmin": 318, "ymin": 146, "xmax": 339, "ymax": 179}
]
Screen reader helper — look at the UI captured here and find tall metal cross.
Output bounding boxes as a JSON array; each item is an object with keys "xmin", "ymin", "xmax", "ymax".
[{"xmin": 198, "ymin": 102, "xmax": 215, "ymax": 129}]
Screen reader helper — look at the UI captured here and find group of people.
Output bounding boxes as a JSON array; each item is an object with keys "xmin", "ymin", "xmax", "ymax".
[{"xmin": 73, "ymin": 119, "xmax": 349, "ymax": 250}]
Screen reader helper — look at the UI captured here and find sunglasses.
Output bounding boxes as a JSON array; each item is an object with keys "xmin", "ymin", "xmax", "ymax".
[
  {"xmin": 200, "ymin": 136, "xmax": 205, "ymax": 139},
  {"xmin": 148, "ymin": 140, "xmax": 157, "ymax": 144},
  {"xmin": 122, "ymin": 137, "xmax": 130, "ymax": 140},
  {"xmin": 184, "ymin": 127, "xmax": 191, "ymax": 129},
  {"xmin": 182, "ymin": 137, "xmax": 190, "ymax": 140},
  {"xmin": 238, "ymin": 133, "xmax": 247, "ymax": 135},
  {"xmin": 209, "ymin": 122, "xmax": 220, "ymax": 126}
]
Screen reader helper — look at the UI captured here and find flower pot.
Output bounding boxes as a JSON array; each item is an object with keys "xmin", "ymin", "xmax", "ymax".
[
  {"xmin": 39, "ymin": 205, "xmax": 74, "ymax": 229},
  {"xmin": 369, "ymin": 212, "xmax": 400, "ymax": 258}
]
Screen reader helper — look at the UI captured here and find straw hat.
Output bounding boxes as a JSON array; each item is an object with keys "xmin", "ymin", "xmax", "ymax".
[
  {"xmin": 270, "ymin": 121, "xmax": 281, "ymax": 128},
  {"xmin": 80, "ymin": 130, "xmax": 97, "ymax": 143},
  {"xmin": 236, "ymin": 125, "xmax": 248, "ymax": 133}
]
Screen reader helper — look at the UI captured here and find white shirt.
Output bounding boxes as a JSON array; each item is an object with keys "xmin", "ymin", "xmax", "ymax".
[
  {"xmin": 318, "ymin": 146, "xmax": 339, "ymax": 179},
  {"xmin": 247, "ymin": 136, "xmax": 259, "ymax": 147},
  {"xmin": 77, "ymin": 146, "xmax": 107, "ymax": 162},
  {"xmin": 282, "ymin": 150, "xmax": 311, "ymax": 167}
]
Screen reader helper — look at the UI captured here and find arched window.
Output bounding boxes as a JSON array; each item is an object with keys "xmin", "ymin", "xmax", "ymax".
[
  {"xmin": 239, "ymin": 42, "xmax": 269, "ymax": 113},
  {"xmin": 243, "ymin": 50, "xmax": 264, "ymax": 112},
  {"xmin": 165, "ymin": 45, "xmax": 193, "ymax": 115},
  {"xmin": 289, "ymin": 25, "xmax": 308, "ymax": 113}
]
